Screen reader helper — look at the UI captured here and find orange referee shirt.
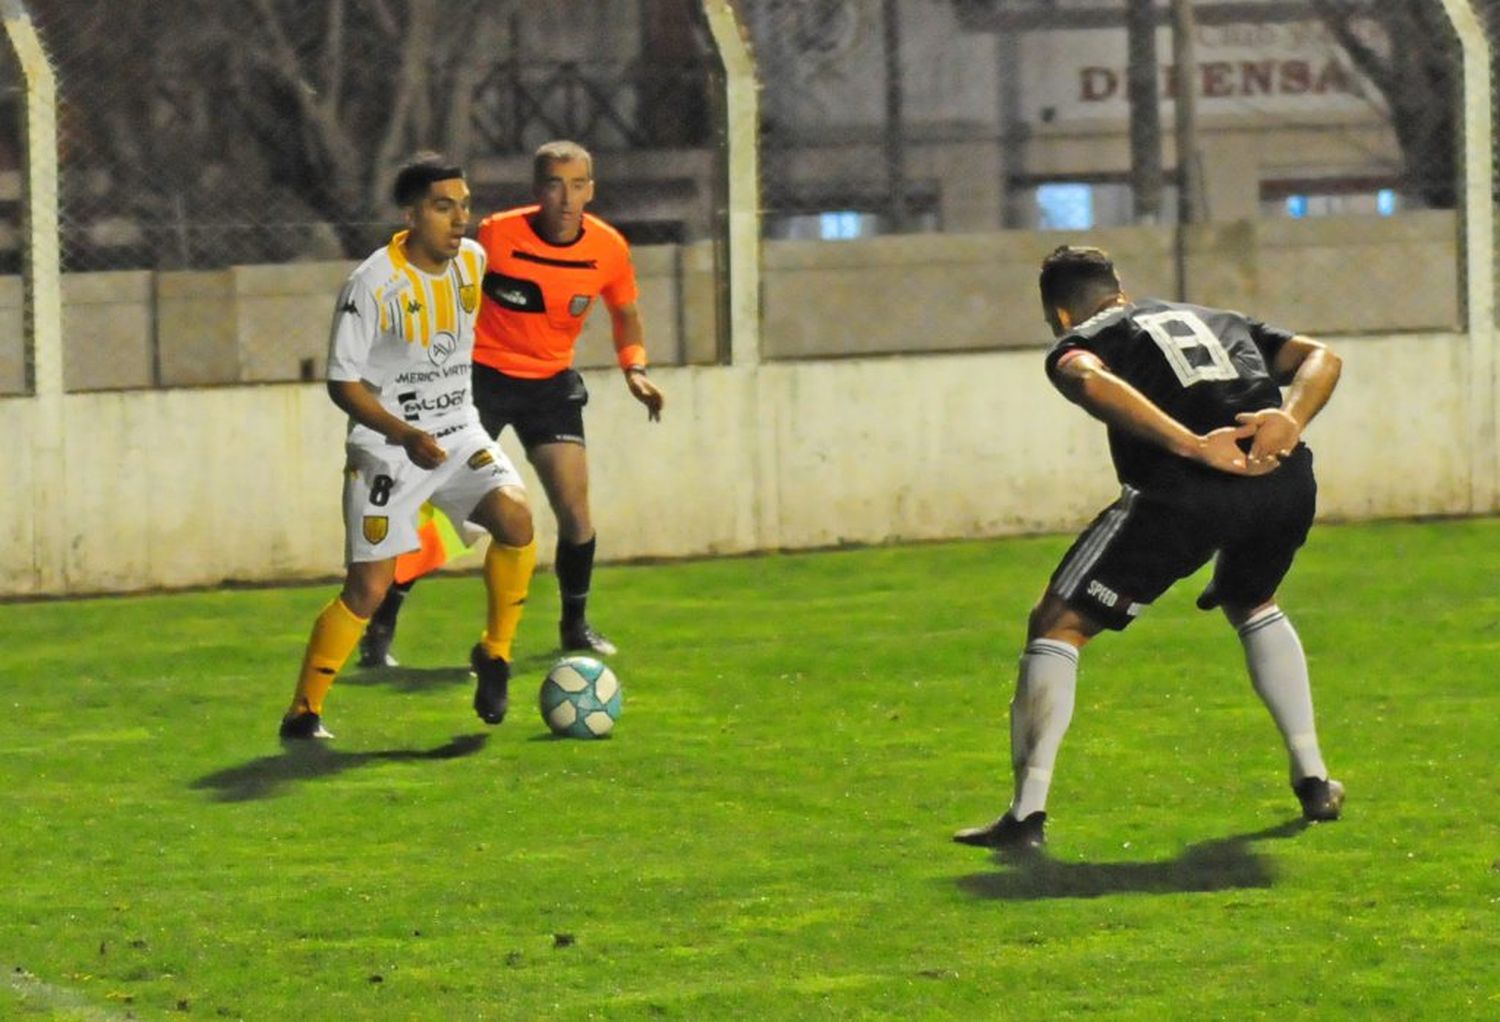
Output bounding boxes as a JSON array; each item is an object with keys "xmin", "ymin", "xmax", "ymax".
[{"xmin": 474, "ymin": 206, "xmax": 644, "ymax": 379}]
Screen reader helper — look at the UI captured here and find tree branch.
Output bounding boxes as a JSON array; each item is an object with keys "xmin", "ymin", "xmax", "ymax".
[
  {"xmin": 360, "ymin": 0, "xmax": 401, "ymax": 39},
  {"xmin": 323, "ymin": 0, "xmax": 346, "ymax": 113},
  {"xmin": 1309, "ymin": 0, "xmax": 1396, "ymax": 97}
]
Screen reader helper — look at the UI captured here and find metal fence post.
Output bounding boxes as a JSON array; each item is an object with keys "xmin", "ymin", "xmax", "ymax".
[
  {"xmin": 700, "ymin": 0, "xmax": 760, "ymax": 368},
  {"xmin": 1438, "ymin": 0, "xmax": 1496, "ymax": 513},
  {"xmin": 3, "ymin": 0, "xmax": 66, "ymax": 591}
]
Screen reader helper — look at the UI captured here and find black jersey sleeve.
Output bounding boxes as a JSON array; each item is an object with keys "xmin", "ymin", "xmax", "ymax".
[
  {"xmin": 1043, "ymin": 307, "xmax": 1128, "ymax": 387},
  {"xmin": 1043, "ymin": 336, "xmax": 1089, "ymax": 386},
  {"xmin": 1246, "ymin": 317, "xmax": 1297, "ymax": 371}
]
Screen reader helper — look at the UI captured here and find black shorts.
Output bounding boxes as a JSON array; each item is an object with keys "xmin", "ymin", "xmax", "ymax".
[
  {"xmin": 472, "ymin": 363, "xmax": 588, "ymax": 450},
  {"xmin": 1049, "ymin": 447, "xmax": 1317, "ymax": 630}
]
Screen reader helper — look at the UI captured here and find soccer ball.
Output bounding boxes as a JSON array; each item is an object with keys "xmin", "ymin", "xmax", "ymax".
[{"xmin": 539, "ymin": 656, "xmax": 622, "ymax": 738}]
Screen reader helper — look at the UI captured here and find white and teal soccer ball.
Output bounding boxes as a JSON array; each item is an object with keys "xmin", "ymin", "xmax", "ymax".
[{"xmin": 539, "ymin": 656, "xmax": 622, "ymax": 738}]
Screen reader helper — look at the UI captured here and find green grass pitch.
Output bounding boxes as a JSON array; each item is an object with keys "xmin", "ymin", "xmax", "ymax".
[{"xmin": 1, "ymin": 519, "xmax": 1496, "ymax": 1019}]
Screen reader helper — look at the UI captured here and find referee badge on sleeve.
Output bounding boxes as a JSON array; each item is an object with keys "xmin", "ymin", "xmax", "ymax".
[
  {"xmin": 363, "ymin": 516, "xmax": 389, "ymax": 544},
  {"xmin": 569, "ymin": 294, "xmax": 592, "ymax": 317}
]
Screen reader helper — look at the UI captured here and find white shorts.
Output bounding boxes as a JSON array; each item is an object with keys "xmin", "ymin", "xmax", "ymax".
[{"xmin": 342, "ymin": 422, "xmax": 524, "ymax": 564}]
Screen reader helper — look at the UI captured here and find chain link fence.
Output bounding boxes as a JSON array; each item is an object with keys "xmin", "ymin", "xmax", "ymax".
[
  {"xmin": 0, "ymin": 1, "xmax": 1485, "ymax": 388},
  {"xmin": 0, "ymin": 33, "xmax": 24, "ymax": 395},
  {"xmin": 743, "ymin": 0, "xmax": 1466, "ymax": 358},
  {"xmin": 12, "ymin": 0, "xmax": 724, "ymax": 391}
]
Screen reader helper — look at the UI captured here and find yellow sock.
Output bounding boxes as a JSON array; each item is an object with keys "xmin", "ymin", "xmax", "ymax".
[
  {"xmin": 481, "ymin": 540, "xmax": 536, "ymax": 660},
  {"xmin": 286, "ymin": 597, "xmax": 368, "ymax": 718}
]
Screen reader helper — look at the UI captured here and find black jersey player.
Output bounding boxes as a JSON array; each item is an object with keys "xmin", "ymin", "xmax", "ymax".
[{"xmin": 955, "ymin": 245, "xmax": 1345, "ymax": 851}]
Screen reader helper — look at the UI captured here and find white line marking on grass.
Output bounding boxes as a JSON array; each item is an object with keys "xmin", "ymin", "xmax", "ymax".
[{"xmin": 6, "ymin": 966, "xmax": 134, "ymax": 1021}]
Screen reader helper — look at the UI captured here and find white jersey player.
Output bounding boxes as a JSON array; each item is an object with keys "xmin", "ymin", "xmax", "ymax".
[
  {"xmin": 328, "ymin": 229, "xmax": 509, "ymax": 563},
  {"xmin": 280, "ymin": 154, "xmax": 538, "ymax": 742}
]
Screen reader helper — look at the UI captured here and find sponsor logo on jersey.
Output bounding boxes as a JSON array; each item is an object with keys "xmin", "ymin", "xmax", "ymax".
[
  {"xmin": 400, "ymin": 387, "xmax": 469, "ymax": 420},
  {"xmin": 459, "ymin": 283, "xmax": 478, "ymax": 314},
  {"xmin": 397, "ymin": 390, "xmax": 419, "ymax": 421},
  {"xmin": 428, "ymin": 330, "xmax": 457, "ymax": 367},
  {"xmin": 363, "ymin": 516, "xmax": 389, "ymax": 543},
  {"xmin": 482, "ymin": 271, "xmax": 545, "ymax": 314},
  {"xmin": 568, "ymin": 294, "xmax": 592, "ymax": 317},
  {"xmin": 467, "ymin": 449, "xmax": 495, "ymax": 470}
]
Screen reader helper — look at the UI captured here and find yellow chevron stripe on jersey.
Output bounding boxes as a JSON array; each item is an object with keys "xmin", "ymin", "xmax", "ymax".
[
  {"xmin": 398, "ymin": 265, "xmax": 431, "ymax": 346},
  {"xmin": 459, "ymin": 250, "xmax": 480, "ymax": 313},
  {"xmin": 399, "ymin": 269, "xmax": 418, "ymax": 343},
  {"xmin": 432, "ymin": 275, "xmax": 455, "ymax": 333}
]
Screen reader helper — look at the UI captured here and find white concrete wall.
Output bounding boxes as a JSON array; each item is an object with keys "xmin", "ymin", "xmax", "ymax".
[{"xmin": 0, "ymin": 329, "xmax": 1485, "ymax": 597}]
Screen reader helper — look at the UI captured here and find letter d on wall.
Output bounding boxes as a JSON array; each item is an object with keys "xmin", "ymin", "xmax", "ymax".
[{"xmin": 1080, "ymin": 66, "xmax": 1118, "ymax": 102}]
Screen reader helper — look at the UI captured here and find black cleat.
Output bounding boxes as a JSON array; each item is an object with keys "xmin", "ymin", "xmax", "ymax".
[
  {"xmin": 953, "ymin": 811, "xmax": 1047, "ymax": 851},
  {"xmin": 470, "ymin": 644, "xmax": 510, "ymax": 725},
  {"xmin": 1294, "ymin": 776, "xmax": 1345, "ymax": 822},
  {"xmin": 358, "ymin": 623, "xmax": 398, "ymax": 668},
  {"xmin": 560, "ymin": 620, "xmax": 617, "ymax": 656},
  {"xmin": 279, "ymin": 711, "xmax": 334, "ymax": 741}
]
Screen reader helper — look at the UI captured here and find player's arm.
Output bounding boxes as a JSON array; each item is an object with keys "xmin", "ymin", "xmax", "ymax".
[
  {"xmin": 1235, "ymin": 335, "xmax": 1342, "ymax": 466},
  {"xmin": 326, "ymin": 381, "xmax": 446, "ymax": 470},
  {"xmin": 325, "ymin": 278, "xmax": 445, "ymax": 469},
  {"xmin": 1052, "ymin": 349, "xmax": 1269, "ymax": 476},
  {"xmin": 607, "ymin": 299, "xmax": 665, "ymax": 421}
]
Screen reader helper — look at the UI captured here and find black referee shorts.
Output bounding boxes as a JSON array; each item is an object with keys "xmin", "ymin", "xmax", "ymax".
[
  {"xmin": 472, "ymin": 363, "xmax": 589, "ymax": 450},
  {"xmin": 1048, "ymin": 447, "xmax": 1317, "ymax": 630}
]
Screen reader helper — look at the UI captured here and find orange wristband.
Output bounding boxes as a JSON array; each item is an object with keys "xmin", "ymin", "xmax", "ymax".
[{"xmin": 616, "ymin": 343, "xmax": 647, "ymax": 371}]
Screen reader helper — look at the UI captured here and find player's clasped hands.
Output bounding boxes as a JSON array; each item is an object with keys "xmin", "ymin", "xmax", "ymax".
[
  {"xmin": 1197, "ymin": 421, "xmax": 1282, "ymax": 477},
  {"xmin": 1235, "ymin": 408, "xmax": 1301, "ymax": 470},
  {"xmin": 1196, "ymin": 409, "xmax": 1302, "ymax": 477}
]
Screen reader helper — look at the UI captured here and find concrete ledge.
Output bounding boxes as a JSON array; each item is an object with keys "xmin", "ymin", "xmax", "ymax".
[{"xmin": 0, "ymin": 331, "xmax": 1483, "ymax": 596}]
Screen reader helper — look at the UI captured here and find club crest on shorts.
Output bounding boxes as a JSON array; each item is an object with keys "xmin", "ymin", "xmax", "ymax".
[
  {"xmin": 467, "ymin": 448, "xmax": 495, "ymax": 470},
  {"xmin": 459, "ymin": 283, "xmax": 478, "ymax": 314},
  {"xmin": 568, "ymin": 294, "xmax": 592, "ymax": 317},
  {"xmin": 363, "ymin": 516, "xmax": 389, "ymax": 544}
]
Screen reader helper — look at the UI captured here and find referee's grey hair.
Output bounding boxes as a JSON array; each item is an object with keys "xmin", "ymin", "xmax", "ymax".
[{"xmin": 533, "ymin": 140, "xmax": 593, "ymax": 183}]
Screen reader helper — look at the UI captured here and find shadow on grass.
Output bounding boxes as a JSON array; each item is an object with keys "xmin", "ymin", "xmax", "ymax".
[
  {"xmin": 955, "ymin": 820, "xmax": 1310, "ymax": 901},
  {"xmin": 339, "ymin": 664, "xmax": 470, "ymax": 693},
  {"xmin": 190, "ymin": 733, "xmax": 490, "ymax": 802},
  {"xmin": 342, "ymin": 651, "xmax": 557, "ymax": 693}
]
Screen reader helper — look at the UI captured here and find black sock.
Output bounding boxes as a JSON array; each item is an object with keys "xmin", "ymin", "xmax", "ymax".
[
  {"xmin": 371, "ymin": 578, "xmax": 416, "ymax": 631},
  {"xmin": 555, "ymin": 536, "xmax": 596, "ymax": 627}
]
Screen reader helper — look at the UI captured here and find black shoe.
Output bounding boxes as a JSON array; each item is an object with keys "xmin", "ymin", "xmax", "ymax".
[
  {"xmin": 470, "ymin": 644, "xmax": 510, "ymax": 725},
  {"xmin": 1294, "ymin": 776, "xmax": 1345, "ymax": 822},
  {"xmin": 279, "ymin": 711, "xmax": 334, "ymax": 741},
  {"xmin": 953, "ymin": 811, "xmax": 1047, "ymax": 850},
  {"xmin": 358, "ymin": 623, "xmax": 398, "ymax": 668},
  {"xmin": 560, "ymin": 620, "xmax": 617, "ymax": 656}
]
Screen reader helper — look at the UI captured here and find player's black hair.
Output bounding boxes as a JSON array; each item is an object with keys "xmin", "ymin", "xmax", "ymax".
[
  {"xmin": 533, "ymin": 139, "xmax": 593, "ymax": 184},
  {"xmin": 1038, "ymin": 245, "xmax": 1122, "ymax": 320},
  {"xmin": 392, "ymin": 152, "xmax": 464, "ymax": 208}
]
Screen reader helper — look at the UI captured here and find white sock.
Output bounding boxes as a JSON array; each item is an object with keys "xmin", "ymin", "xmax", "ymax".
[
  {"xmin": 1238, "ymin": 606, "xmax": 1328, "ymax": 783},
  {"xmin": 1008, "ymin": 638, "xmax": 1079, "ymax": 819}
]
